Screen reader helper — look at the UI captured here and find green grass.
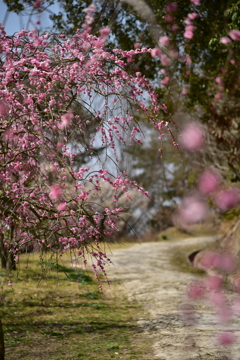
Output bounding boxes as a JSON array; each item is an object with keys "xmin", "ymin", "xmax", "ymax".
[{"xmin": 0, "ymin": 253, "xmax": 154, "ymax": 360}]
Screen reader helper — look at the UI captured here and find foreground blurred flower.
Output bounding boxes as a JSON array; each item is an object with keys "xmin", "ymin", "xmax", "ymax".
[
  {"xmin": 198, "ymin": 170, "xmax": 220, "ymax": 195},
  {"xmin": 214, "ymin": 188, "xmax": 240, "ymax": 212},
  {"xmin": 217, "ymin": 332, "xmax": 236, "ymax": 346},
  {"xmin": 187, "ymin": 281, "xmax": 205, "ymax": 299},
  {"xmin": 179, "ymin": 196, "xmax": 208, "ymax": 224},
  {"xmin": 49, "ymin": 185, "xmax": 63, "ymax": 201},
  {"xmin": 229, "ymin": 29, "xmax": 240, "ymax": 41},
  {"xmin": 59, "ymin": 109, "xmax": 74, "ymax": 129},
  {"xmin": 180, "ymin": 123, "xmax": 204, "ymax": 150}
]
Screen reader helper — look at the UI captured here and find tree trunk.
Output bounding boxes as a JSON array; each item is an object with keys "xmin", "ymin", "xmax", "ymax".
[
  {"xmin": 0, "ymin": 320, "xmax": 5, "ymax": 360},
  {"xmin": 0, "ymin": 235, "xmax": 7, "ymax": 270},
  {"xmin": 0, "ymin": 235, "xmax": 16, "ymax": 271}
]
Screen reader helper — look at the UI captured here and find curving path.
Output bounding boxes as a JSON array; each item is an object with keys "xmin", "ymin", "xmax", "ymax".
[{"xmin": 106, "ymin": 237, "xmax": 240, "ymax": 360}]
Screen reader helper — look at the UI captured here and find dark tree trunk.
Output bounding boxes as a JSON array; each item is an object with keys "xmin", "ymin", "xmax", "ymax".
[
  {"xmin": 0, "ymin": 235, "xmax": 7, "ymax": 270},
  {"xmin": 0, "ymin": 320, "xmax": 5, "ymax": 360},
  {"xmin": 0, "ymin": 234, "xmax": 16, "ymax": 270},
  {"xmin": 8, "ymin": 253, "xmax": 16, "ymax": 271}
]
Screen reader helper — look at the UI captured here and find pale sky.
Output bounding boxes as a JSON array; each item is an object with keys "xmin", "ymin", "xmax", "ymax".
[{"xmin": 0, "ymin": 1, "xmax": 60, "ymax": 35}]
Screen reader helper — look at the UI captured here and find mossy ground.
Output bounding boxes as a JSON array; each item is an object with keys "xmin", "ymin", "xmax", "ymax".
[{"xmin": 0, "ymin": 252, "xmax": 154, "ymax": 360}]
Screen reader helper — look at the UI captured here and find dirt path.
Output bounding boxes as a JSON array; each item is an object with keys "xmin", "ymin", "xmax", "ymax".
[{"xmin": 106, "ymin": 237, "xmax": 240, "ymax": 360}]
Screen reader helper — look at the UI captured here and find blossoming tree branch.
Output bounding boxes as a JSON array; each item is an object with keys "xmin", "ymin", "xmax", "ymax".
[{"xmin": 0, "ymin": 4, "xmax": 176, "ymax": 283}]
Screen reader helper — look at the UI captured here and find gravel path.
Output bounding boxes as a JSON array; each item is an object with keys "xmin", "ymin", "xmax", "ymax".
[{"xmin": 106, "ymin": 237, "xmax": 240, "ymax": 360}]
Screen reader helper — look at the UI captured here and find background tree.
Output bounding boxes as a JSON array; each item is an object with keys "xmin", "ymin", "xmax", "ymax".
[{"xmin": 2, "ymin": 0, "xmax": 240, "ymax": 232}]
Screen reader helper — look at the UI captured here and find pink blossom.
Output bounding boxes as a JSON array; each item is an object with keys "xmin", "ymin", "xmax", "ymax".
[
  {"xmin": 232, "ymin": 299, "xmax": 240, "ymax": 313},
  {"xmin": 134, "ymin": 43, "xmax": 141, "ymax": 49},
  {"xmin": 161, "ymin": 76, "xmax": 169, "ymax": 86},
  {"xmin": 59, "ymin": 109, "xmax": 74, "ymax": 129},
  {"xmin": 160, "ymin": 55, "xmax": 172, "ymax": 66},
  {"xmin": 217, "ymin": 332, "xmax": 235, "ymax": 346},
  {"xmin": 188, "ymin": 13, "xmax": 198, "ymax": 20},
  {"xmin": 190, "ymin": 0, "xmax": 201, "ymax": 4},
  {"xmin": 33, "ymin": 0, "xmax": 42, "ymax": 7},
  {"xmin": 159, "ymin": 36, "xmax": 170, "ymax": 46},
  {"xmin": 100, "ymin": 28, "xmax": 111, "ymax": 36},
  {"xmin": 165, "ymin": 3, "xmax": 178, "ymax": 13},
  {"xmin": 218, "ymin": 306, "xmax": 232, "ymax": 323},
  {"xmin": 215, "ymin": 93, "xmax": 222, "ymax": 99},
  {"xmin": 200, "ymin": 251, "xmax": 220, "ymax": 269},
  {"xmin": 171, "ymin": 24, "xmax": 179, "ymax": 32},
  {"xmin": 214, "ymin": 188, "xmax": 240, "ymax": 211},
  {"xmin": 198, "ymin": 170, "xmax": 219, "ymax": 194},
  {"xmin": 215, "ymin": 77, "xmax": 222, "ymax": 84},
  {"xmin": 179, "ymin": 196, "xmax": 208, "ymax": 224},
  {"xmin": 205, "ymin": 276, "xmax": 222, "ymax": 291},
  {"xmin": 229, "ymin": 29, "xmax": 240, "ymax": 41},
  {"xmin": 184, "ymin": 31, "xmax": 194, "ymax": 39},
  {"xmin": 214, "ymin": 254, "xmax": 235, "ymax": 272},
  {"xmin": 8, "ymin": 281, "xmax": 13, "ymax": 286},
  {"xmin": 187, "ymin": 281, "xmax": 205, "ymax": 298},
  {"xmin": 180, "ymin": 123, "xmax": 205, "ymax": 150},
  {"xmin": 220, "ymin": 37, "xmax": 231, "ymax": 44},
  {"xmin": 151, "ymin": 47, "xmax": 161, "ymax": 58},
  {"xmin": 186, "ymin": 25, "xmax": 196, "ymax": 32},
  {"xmin": 209, "ymin": 291, "xmax": 226, "ymax": 307},
  {"xmin": 182, "ymin": 89, "xmax": 188, "ymax": 95},
  {"xmin": 164, "ymin": 15, "xmax": 174, "ymax": 23},
  {"xmin": 57, "ymin": 202, "xmax": 67, "ymax": 211},
  {"xmin": 0, "ymin": 101, "xmax": 7, "ymax": 115},
  {"xmin": 49, "ymin": 185, "xmax": 63, "ymax": 201}
]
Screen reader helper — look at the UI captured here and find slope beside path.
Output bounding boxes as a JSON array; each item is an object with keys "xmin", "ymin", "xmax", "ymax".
[{"xmin": 106, "ymin": 237, "xmax": 240, "ymax": 360}]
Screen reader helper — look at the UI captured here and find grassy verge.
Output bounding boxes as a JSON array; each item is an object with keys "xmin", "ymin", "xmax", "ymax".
[{"xmin": 0, "ymin": 253, "xmax": 153, "ymax": 360}]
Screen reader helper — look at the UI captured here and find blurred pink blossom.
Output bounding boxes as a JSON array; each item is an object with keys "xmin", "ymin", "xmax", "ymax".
[
  {"xmin": 186, "ymin": 25, "xmax": 196, "ymax": 32},
  {"xmin": 215, "ymin": 93, "xmax": 222, "ymax": 99},
  {"xmin": 100, "ymin": 28, "xmax": 111, "ymax": 36},
  {"xmin": 161, "ymin": 76, "xmax": 170, "ymax": 86},
  {"xmin": 218, "ymin": 306, "xmax": 232, "ymax": 323},
  {"xmin": 209, "ymin": 290, "xmax": 226, "ymax": 307},
  {"xmin": 171, "ymin": 24, "xmax": 179, "ymax": 32},
  {"xmin": 214, "ymin": 188, "xmax": 240, "ymax": 211},
  {"xmin": 49, "ymin": 185, "xmax": 63, "ymax": 201},
  {"xmin": 180, "ymin": 123, "xmax": 204, "ymax": 150},
  {"xmin": 165, "ymin": 3, "xmax": 178, "ymax": 12},
  {"xmin": 0, "ymin": 101, "xmax": 7, "ymax": 115},
  {"xmin": 151, "ymin": 47, "xmax": 161, "ymax": 58},
  {"xmin": 57, "ymin": 202, "xmax": 67, "ymax": 211},
  {"xmin": 159, "ymin": 36, "xmax": 170, "ymax": 46},
  {"xmin": 190, "ymin": 0, "xmax": 201, "ymax": 5},
  {"xmin": 217, "ymin": 332, "xmax": 235, "ymax": 346},
  {"xmin": 184, "ymin": 31, "xmax": 194, "ymax": 39},
  {"xmin": 188, "ymin": 13, "xmax": 198, "ymax": 20},
  {"xmin": 220, "ymin": 36, "xmax": 231, "ymax": 44},
  {"xmin": 232, "ymin": 299, "xmax": 240, "ymax": 313},
  {"xmin": 187, "ymin": 281, "xmax": 205, "ymax": 298},
  {"xmin": 229, "ymin": 29, "xmax": 240, "ymax": 41},
  {"xmin": 59, "ymin": 109, "xmax": 74, "ymax": 129},
  {"xmin": 33, "ymin": 0, "xmax": 42, "ymax": 7},
  {"xmin": 200, "ymin": 251, "xmax": 220, "ymax": 269},
  {"xmin": 165, "ymin": 14, "xmax": 174, "ymax": 22},
  {"xmin": 214, "ymin": 254, "xmax": 235, "ymax": 272},
  {"xmin": 134, "ymin": 43, "xmax": 141, "ymax": 49},
  {"xmin": 160, "ymin": 55, "xmax": 172, "ymax": 66},
  {"xmin": 215, "ymin": 77, "xmax": 223, "ymax": 84},
  {"xmin": 179, "ymin": 196, "xmax": 208, "ymax": 224},
  {"xmin": 205, "ymin": 276, "xmax": 222, "ymax": 291},
  {"xmin": 198, "ymin": 170, "xmax": 219, "ymax": 195}
]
